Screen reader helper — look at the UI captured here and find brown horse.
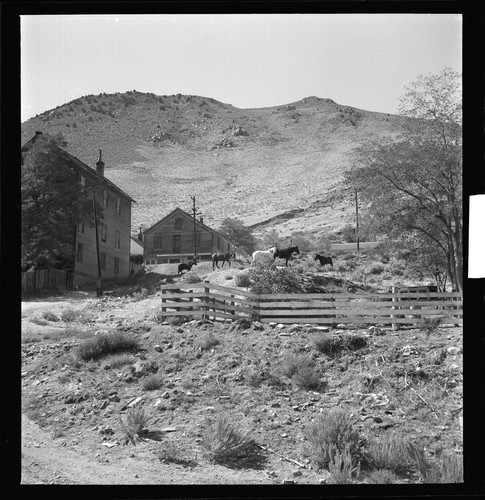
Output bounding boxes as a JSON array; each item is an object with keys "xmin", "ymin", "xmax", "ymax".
[{"xmin": 212, "ymin": 252, "xmax": 234, "ymax": 270}]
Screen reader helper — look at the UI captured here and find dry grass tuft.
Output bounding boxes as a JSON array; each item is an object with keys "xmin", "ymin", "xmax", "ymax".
[
  {"xmin": 303, "ymin": 409, "xmax": 361, "ymax": 470},
  {"xmin": 119, "ymin": 406, "xmax": 150, "ymax": 445},
  {"xmin": 201, "ymin": 414, "xmax": 253, "ymax": 464}
]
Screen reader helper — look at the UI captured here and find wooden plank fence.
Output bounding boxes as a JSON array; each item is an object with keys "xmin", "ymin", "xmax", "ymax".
[
  {"xmin": 21, "ymin": 268, "xmax": 71, "ymax": 293},
  {"xmin": 159, "ymin": 281, "xmax": 463, "ymax": 328}
]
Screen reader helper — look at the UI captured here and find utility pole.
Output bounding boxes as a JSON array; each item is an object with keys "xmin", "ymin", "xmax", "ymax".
[
  {"xmin": 92, "ymin": 187, "xmax": 103, "ymax": 296},
  {"xmin": 354, "ymin": 188, "xmax": 360, "ymax": 252},
  {"xmin": 190, "ymin": 196, "xmax": 202, "ymax": 261}
]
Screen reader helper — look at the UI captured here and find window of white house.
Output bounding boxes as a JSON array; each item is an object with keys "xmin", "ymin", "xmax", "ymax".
[
  {"xmin": 154, "ymin": 234, "xmax": 163, "ymax": 249},
  {"xmin": 175, "ymin": 217, "xmax": 182, "ymax": 231},
  {"xmin": 115, "ymin": 230, "xmax": 121, "ymax": 249},
  {"xmin": 76, "ymin": 243, "xmax": 84, "ymax": 263},
  {"xmin": 100, "ymin": 252, "xmax": 106, "ymax": 271},
  {"xmin": 80, "ymin": 175, "xmax": 85, "ymax": 186},
  {"xmin": 114, "ymin": 257, "xmax": 119, "ymax": 275},
  {"xmin": 103, "ymin": 189, "xmax": 109, "ymax": 207},
  {"xmin": 116, "ymin": 197, "xmax": 121, "ymax": 214},
  {"xmin": 101, "ymin": 224, "xmax": 107, "ymax": 242},
  {"xmin": 79, "ymin": 220, "xmax": 85, "ymax": 233}
]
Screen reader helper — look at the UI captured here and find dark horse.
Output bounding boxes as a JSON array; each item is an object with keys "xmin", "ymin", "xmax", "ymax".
[
  {"xmin": 212, "ymin": 252, "xmax": 234, "ymax": 271},
  {"xmin": 274, "ymin": 246, "xmax": 300, "ymax": 266},
  {"xmin": 178, "ymin": 260, "xmax": 197, "ymax": 275},
  {"xmin": 315, "ymin": 254, "xmax": 333, "ymax": 267}
]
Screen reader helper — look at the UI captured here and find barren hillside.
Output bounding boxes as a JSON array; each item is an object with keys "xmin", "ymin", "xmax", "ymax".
[{"xmin": 21, "ymin": 92, "xmax": 403, "ymax": 239}]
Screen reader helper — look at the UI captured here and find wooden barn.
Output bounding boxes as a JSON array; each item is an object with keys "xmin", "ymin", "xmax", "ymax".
[
  {"xmin": 142, "ymin": 208, "xmax": 234, "ymax": 264},
  {"xmin": 21, "ymin": 132, "xmax": 136, "ymax": 288}
]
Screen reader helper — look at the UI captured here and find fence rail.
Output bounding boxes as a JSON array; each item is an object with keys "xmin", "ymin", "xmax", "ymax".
[
  {"xmin": 159, "ymin": 281, "xmax": 462, "ymax": 328},
  {"xmin": 21, "ymin": 268, "xmax": 71, "ymax": 293}
]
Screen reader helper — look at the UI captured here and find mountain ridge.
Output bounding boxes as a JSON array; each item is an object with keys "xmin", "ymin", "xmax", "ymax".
[{"xmin": 21, "ymin": 91, "xmax": 403, "ymax": 240}]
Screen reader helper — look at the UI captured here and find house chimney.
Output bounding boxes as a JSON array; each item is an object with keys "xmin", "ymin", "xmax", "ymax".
[
  {"xmin": 138, "ymin": 226, "xmax": 143, "ymax": 242},
  {"xmin": 35, "ymin": 131, "xmax": 43, "ymax": 137},
  {"xmin": 96, "ymin": 149, "xmax": 105, "ymax": 176},
  {"xmin": 199, "ymin": 217, "xmax": 204, "ymax": 224}
]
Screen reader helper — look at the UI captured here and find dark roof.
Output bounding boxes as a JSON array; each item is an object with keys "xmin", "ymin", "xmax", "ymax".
[
  {"xmin": 21, "ymin": 132, "xmax": 136, "ymax": 204},
  {"xmin": 144, "ymin": 207, "xmax": 231, "ymax": 243}
]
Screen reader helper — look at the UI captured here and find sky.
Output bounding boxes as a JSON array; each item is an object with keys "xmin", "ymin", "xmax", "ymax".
[{"xmin": 20, "ymin": 14, "xmax": 462, "ymax": 122}]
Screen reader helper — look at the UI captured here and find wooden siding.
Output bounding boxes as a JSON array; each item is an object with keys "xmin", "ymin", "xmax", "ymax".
[
  {"xmin": 144, "ymin": 210, "xmax": 232, "ymax": 263},
  {"xmin": 74, "ymin": 184, "xmax": 131, "ymax": 286}
]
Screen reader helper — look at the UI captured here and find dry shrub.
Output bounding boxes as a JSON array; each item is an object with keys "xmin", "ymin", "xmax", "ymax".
[
  {"xmin": 183, "ymin": 271, "xmax": 201, "ymax": 284},
  {"xmin": 407, "ymin": 442, "xmax": 463, "ymax": 483},
  {"xmin": 119, "ymin": 406, "xmax": 150, "ymax": 445},
  {"xmin": 157, "ymin": 439, "xmax": 195, "ymax": 466},
  {"xmin": 303, "ymin": 409, "xmax": 361, "ymax": 470},
  {"xmin": 106, "ymin": 353, "xmax": 134, "ymax": 368},
  {"xmin": 197, "ymin": 331, "xmax": 220, "ymax": 351},
  {"xmin": 141, "ymin": 374, "xmax": 164, "ymax": 391},
  {"xmin": 42, "ymin": 311, "xmax": 60, "ymax": 322},
  {"xmin": 235, "ymin": 272, "xmax": 251, "ymax": 288},
  {"xmin": 75, "ymin": 332, "xmax": 138, "ymax": 361},
  {"xmin": 365, "ymin": 430, "xmax": 413, "ymax": 473},
  {"xmin": 168, "ymin": 315, "xmax": 191, "ymax": 326},
  {"xmin": 201, "ymin": 414, "xmax": 252, "ymax": 464},
  {"xmin": 366, "ymin": 469, "xmax": 399, "ymax": 484},
  {"xmin": 132, "ymin": 287, "xmax": 149, "ymax": 301},
  {"xmin": 280, "ymin": 353, "xmax": 323, "ymax": 390},
  {"xmin": 61, "ymin": 308, "xmax": 94, "ymax": 324},
  {"xmin": 327, "ymin": 444, "xmax": 361, "ymax": 484}
]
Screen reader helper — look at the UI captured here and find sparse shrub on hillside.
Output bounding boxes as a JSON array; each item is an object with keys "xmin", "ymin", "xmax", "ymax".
[
  {"xmin": 280, "ymin": 353, "xmax": 323, "ymax": 390},
  {"xmin": 419, "ymin": 316, "xmax": 443, "ymax": 336},
  {"xmin": 119, "ymin": 405, "xmax": 150, "ymax": 445},
  {"xmin": 315, "ymin": 332, "xmax": 367, "ymax": 357},
  {"xmin": 366, "ymin": 262, "xmax": 385, "ymax": 275},
  {"xmin": 168, "ymin": 315, "xmax": 191, "ymax": 326},
  {"xmin": 366, "ymin": 469, "xmax": 399, "ymax": 484},
  {"xmin": 303, "ymin": 409, "xmax": 362, "ymax": 470},
  {"xmin": 183, "ymin": 271, "xmax": 201, "ymax": 284},
  {"xmin": 249, "ymin": 266, "xmax": 306, "ymax": 294},
  {"xmin": 201, "ymin": 414, "xmax": 253, "ymax": 464},
  {"xmin": 157, "ymin": 439, "xmax": 195, "ymax": 466},
  {"xmin": 333, "ymin": 262, "xmax": 348, "ymax": 273},
  {"xmin": 327, "ymin": 444, "xmax": 361, "ymax": 484},
  {"xmin": 406, "ymin": 443, "xmax": 463, "ymax": 483},
  {"xmin": 74, "ymin": 332, "xmax": 138, "ymax": 361},
  {"xmin": 197, "ymin": 331, "xmax": 220, "ymax": 351},
  {"xmin": 364, "ymin": 431, "xmax": 413, "ymax": 473},
  {"xmin": 132, "ymin": 288, "xmax": 149, "ymax": 301},
  {"xmin": 235, "ymin": 272, "xmax": 251, "ymax": 288},
  {"xmin": 106, "ymin": 353, "xmax": 134, "ymax": 369},
  {"xmin": 61, "ymin": 308, "xmax": 94, "ymax": 324},
  {"xmin": 141, "ymin": 374, "xmax": 164, "ymax": 391}
]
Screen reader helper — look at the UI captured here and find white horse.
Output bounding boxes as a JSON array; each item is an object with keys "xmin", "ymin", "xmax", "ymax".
[{"xmin": 251, "ymin": 247, "xmax": 277, "ymax": 267}]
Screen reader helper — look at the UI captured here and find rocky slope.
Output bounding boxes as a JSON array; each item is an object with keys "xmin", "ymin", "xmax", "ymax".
[{"xmin": 21, "ymin": 92, "xmax": 403, "ymax": 239}]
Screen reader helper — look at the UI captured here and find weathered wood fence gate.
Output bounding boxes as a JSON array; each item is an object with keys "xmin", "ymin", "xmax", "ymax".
[{"xmin": 159, "ymin": 282, "xmax": 462, "ymax": 328}]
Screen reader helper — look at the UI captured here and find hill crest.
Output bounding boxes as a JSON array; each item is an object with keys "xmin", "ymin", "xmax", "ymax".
[{"xmin": 21, "ymin": 91, "xmax": 402, "ymax": 240}]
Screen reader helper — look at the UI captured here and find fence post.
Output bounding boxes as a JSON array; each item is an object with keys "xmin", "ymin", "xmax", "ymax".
[
  {"xmin": 203, "ymin": 281, "xmax": 210, "ymax": 321},
  {"xmin": 161, "ymin": 288, "xmax": 166, "ymax": 322},
  {"xmin": 331, "ymin": 296, "xmax": 337, "ymax": 328},
  {"xmin": 189, "ymin": 289, "xmax": 193, "ymax": 315},
  {"xmin": 391, "ymin": 286, "xmax": 400, "ymax": 331},
  {"xmin": 230, "ymin": 294, "xmax": 235, "ymax": 318}
]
